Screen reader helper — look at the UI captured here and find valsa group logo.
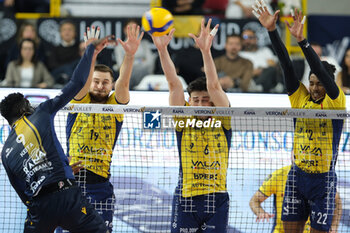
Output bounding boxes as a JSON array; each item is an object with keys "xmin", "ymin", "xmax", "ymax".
[{"xmin": 143, "ymin": 111, "xmax": 222, "ymax": 129}]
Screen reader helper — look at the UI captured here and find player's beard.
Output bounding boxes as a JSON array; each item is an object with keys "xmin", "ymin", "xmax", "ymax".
[{"xmin": 90, "ymin": 92, "xmax": 109, "ymax": 103}]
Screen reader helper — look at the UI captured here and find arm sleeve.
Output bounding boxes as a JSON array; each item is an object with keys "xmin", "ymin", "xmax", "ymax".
[
  {"xmin": 298, "ymin": 39, "xmax": 339, "ymax": 99},
  {"xmin": 268, "ymin": 30, "xmax": 299, "ymax": 95},
  {"xmin": 41, "ymin": 44, "xmax": 95, "ymax": 114}
]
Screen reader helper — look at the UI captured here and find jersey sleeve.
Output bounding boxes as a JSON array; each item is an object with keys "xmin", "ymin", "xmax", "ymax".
[
  {"xmin": 218, "ymin": 116, "xmax": 231, "ymax": 130},
  {"xmin": 259, "ymin": 170, "xmax": 279, "ymax": 197},
  {"xmin": 70, "ymin": 93, "xmax": 91, "ymax": 104},
  {"xmin": 288, "ymin": 83, "xmax": 309, "ymax": 108},
  {"xmin": 322, "ymin": 86, "xmax": 346, "ymax": 110},
  {"xmin": 107, "ymin": 92, "xmax": 124, "ymax": 122},
  {"xmin": 40, "ymin": 44, "xmax": 95, "ymax": 114}
]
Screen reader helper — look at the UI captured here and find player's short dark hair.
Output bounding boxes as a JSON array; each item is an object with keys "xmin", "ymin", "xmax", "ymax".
[
  {"xmin": 0, "ymin": 93, "xmax": 26, "ymax": 125},
  {"xmin": 308, "ymin": 61, "xmax": 336, "ymax": 80},
  {"xmin": 94, "ymin": 64, "xmax": 114, "ymax": 81},
  {"xmin": 186, "ymin": 77, "xmax": 207, "ymax": 96}
]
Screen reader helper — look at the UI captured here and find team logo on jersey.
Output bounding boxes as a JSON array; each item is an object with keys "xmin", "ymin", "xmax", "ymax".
[{"xmin": 143, "ymin": 111, "xmax": 161, "ymax": 129}]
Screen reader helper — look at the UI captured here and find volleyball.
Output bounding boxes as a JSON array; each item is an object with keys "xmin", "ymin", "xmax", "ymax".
[{"xmin": 142, "ymin": 7, "xmax": 174, "ymax": 37}]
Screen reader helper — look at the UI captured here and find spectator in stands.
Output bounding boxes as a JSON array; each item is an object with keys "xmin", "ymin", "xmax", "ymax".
[
  {"xmin": 2, "ymin": 38, "xmax": 54, "ymax": 88},
  {"xmin": 214, "ymin": 33, "xmax": 253, "ymax": 92},
  {"xmin": 162, "ymin": 0, "xmax": 205, "ymax": 15},
  {"xmin": 173, "ymin": 41, "xmax": 205, "ymax": 85},
  {"xmin": 6, "ymin": 21, "xmax": 45, "ymax": 67},
  {"xmin": 294, "ymin": 42, "xmax": 341, "ymax": 89},
  {"xmin": 336, "ymin": 48, "xmax": 350, "ymax": 94},
  {"xmin": 47, "ymin": 20, "xmax": 80, "ymax": 86},
  {"xmin": 114, "ymin": 19, "xmax": 155, "ymax": 89},
  {"xmin": 239, "ymin": 28, "xmax": 282, "ymax": 93},
  {"xmin": 225, "ymin": 0, "xmax": 273, "ymax": 19}
]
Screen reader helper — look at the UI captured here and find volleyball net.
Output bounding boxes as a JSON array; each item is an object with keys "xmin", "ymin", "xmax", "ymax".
[{"xmin": 0, "ymin": 104, "xmax": 350, "ymax": 233}]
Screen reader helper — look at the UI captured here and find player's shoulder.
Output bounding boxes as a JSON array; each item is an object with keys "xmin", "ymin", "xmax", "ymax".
[{"xmin": 71, "ymin": 93, "xmax": 91, "ymax": 103}]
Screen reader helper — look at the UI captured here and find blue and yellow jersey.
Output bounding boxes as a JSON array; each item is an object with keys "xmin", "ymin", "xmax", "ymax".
[
  {"xmin": 0, "ymin": 44, "xmax": 96, "ymax": 204},
  {"xmin": 66, "ymin": 92, "xmax": 123, "ymax": 179},
  {"xmin": 259, "ymin": 166, "xmax": 311, "ymax": 233},
  {"xmin": 289, "ymin": 83, "xmax": 345, "ymax": 173},
  {"xmin": 174, "ymin": 107, "xmax": 232, "ymax": 198}
]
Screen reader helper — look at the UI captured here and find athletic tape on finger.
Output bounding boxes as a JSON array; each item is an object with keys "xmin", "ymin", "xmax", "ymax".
[
  {"xmin": 255, "ymin": 0, "xmax": 261, "ymax": 7},
  {"xmin": 91, "ymin": 26, "xmax": 95, "ymax": 39},
  {"xmin": 84, "ymin": 35, "xmax": 88, "ymax": 43},
  {"xmin": 290, "ymin": 9, "xmax": 295, "ymax": 17},
  {"xmin": 252, "ymin": 5, "xmax": 259, "ymax": 12},
  {"xmin": 252, "ymin": 10, "xmax": 260, "ymax": 19},
  {"xmin": 301, "ymin": 16, "xmax": 306, "ymax": 24},
  {"xmin": 210, "ymin": 27, "xmax": 218, "ymax": 36},
  {"xmin": 87, "ymin": 28, "xmax": 91, "ymax": 39},
  {"xmin": 261, "ymin": 0, "xmax": 267, "ymax": 8},
  {"xmin": 95, "ymin": 28, "xmax": 100, "ymax": 39}
]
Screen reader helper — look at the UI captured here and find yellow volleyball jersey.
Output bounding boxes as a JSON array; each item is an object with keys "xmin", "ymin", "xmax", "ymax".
[
  {"xmin": 289, "ymin": 83, "xmax": 345, "ymax": 173},
  {"xmin": 175, "ymin": 112, "xmax": 232, "ymax": 198},
  {"xmin": 259, "ymin": 166, "xmax": 311, "ymax": 233},
  {"xmin": 67, "ymin": 92, "xmax": 123, "ymax": 178}
]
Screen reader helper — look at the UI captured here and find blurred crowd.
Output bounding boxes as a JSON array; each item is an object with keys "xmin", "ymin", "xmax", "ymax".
[{"xmin": 0, "ymin": 0, "xmax": 349, "ymax": 94}]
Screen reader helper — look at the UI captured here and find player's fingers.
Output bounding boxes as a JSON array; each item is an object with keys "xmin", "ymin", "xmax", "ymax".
[
  {"xmin": 87, "ymin": 27, "xmax": 91, "ymax": 39},
  {"xmin": 91, "ymin": 26, "xmax": 95, "ymax": 39},
  {"xmin": 84, "ymin": 32, "xmax": 88, "ymax": 43},
  {"xmin": 206, "ymin": 18, "xmax": 212, "ymax": 31},
  {"xmin": 273, "ymin": 10, "xmax": 280, "ymax": 20},
  {"xmin": 188, "ymin": 33, "xmax": 196, "ymax": 41},
  {"xmin": 135, "ymin": 25, "xmax": 140, "ymax": 38},
  {"xmin": 290, "ymin": 9, "xmax": 295, "ymax": 19},
  {"xmin": 252, "ymin": 10, "xmax": 260, "ymax": 19},
  {"xmin": 261, "ymin": 0, "xmax": 267, "ymax": 10},
  {"xmin": 117, "ymin": 38, "xmax": 125, "ymax": 47},
  {"xmin": 285, "ymin": 20, "xmax": 292, "ymax": 29},
  {"xmin": 210, "ymin": 24, "xmax": 219, "ymax": 37},
  {"xmin": 138, "ymin": 31, "xmax": 144, "ymax": 42},
  {"xmin": 200, "ymin": 18, "xmax": 205, "ymax": 32},
  {"xmin": 168, "ymin": 28, "xmax": 175, "ymax": 38},
  {"xmin": 95, "ymin": 26, "xmax": 100, "ymax": 39}
]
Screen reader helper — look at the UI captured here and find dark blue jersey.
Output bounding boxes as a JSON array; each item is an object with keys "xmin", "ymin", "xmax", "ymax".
[{"xmin": 1, "ymin": 44, "xmax": 95, "ymax": 204}]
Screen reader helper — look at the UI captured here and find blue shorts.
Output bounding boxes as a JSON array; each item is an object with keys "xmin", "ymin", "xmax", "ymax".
[
  {"xmin": 85, "ymin": 181, "xmax": 115, "ymax": 232},
  {"xmin": 56, "ymin": 181, "xmax": 115, "ymax": 233},
  {"xmin": 25, "ymin": 186, "xmax": 106, "ymax": 233},
  {"xmin": 170, "ymin": 187, "xmax": 229, "ymax": 233},
  {"xmin": 281, "ymin": 165, "xmax": 337, "ymax": 232}
]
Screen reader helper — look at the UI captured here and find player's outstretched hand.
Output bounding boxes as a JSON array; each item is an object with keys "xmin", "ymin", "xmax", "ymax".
[
  {"xmin": 118, "ymin": 23, "xmax": 144, "ymax": 57},
  {"xmin": 151, "ymin": 28, "xmax": 175, "ymax": 52},
  {"xmin": 252, "ymin": 0, "xmax": 280, "ymax": 31},
  {"xmin": 256, "ymin": 212, "xmax": 275, "ymax": 223},
  {"xmin": 285, "ymin": 9, "xmax": 305, "ymax": 42},
  {"xmin": 84, "ymin": 26, "xmax": 117, "ymax": 55},
  {"xmin": 189, "ymin": 18, "xmax": 218, "ymax": 53},
  {"xmin": 90, "ymin": 35, "xmax": 117, "ymax": 55}
]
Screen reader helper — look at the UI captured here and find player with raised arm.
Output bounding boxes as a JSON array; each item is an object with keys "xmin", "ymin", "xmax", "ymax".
[
  {"xmin": 152, "ymin": 19, "xmax": 232, "ymax": 232},
  {"xmin": 249, "ymin": 165, "xmax": 342, "ymax": 233},
  {"xmin": 66, "ymin": 24, "xmax": 143, "ymax": 232},
  {"xmin": 252, "ymin": 2, "xmax": 345, "ymax": 233},
  {"xmin": 0, "ymin": 32, "xmax": 115, "ymax": 233}
]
